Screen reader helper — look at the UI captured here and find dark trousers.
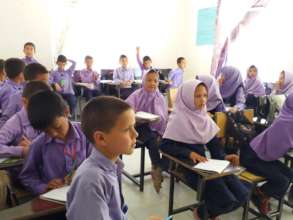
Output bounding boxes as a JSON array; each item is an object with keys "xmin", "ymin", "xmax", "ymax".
[
  {"xmin": 83, "ymin": 88, "xmax": 101, "ymax": 101},
  {"xmin": 136, "ymin": 125, "xmax": 161, "ymax": 167},
  {"xmin": 61, "ymin": 93, "xmax": 77, "ymax": 115},
  {"xmin": 240, "ymin": 143, "xmax": 293, "ymax": 199}
]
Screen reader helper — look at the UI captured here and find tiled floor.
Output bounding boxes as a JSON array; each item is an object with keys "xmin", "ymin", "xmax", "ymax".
[{"xmin": 122, "ymin": 150, "xmax": 293, "ymax": 220}]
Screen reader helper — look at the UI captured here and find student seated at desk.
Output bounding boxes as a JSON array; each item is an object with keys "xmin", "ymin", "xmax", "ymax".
[
  {"xmin": 19, "ymin": 91, "xmax": 92, "ymax": 195},
  {"xmin": 218, "ymin": 66, "xmax": 246, "ymax": 112},
  {"xmin": 126, "ymin": 69, "xmax": 168, "ymax": 193},
  {"xmin": 75, "ymin": 55, "xmax": 101, "ymax": 101},
  {"xmin": 0, "ymin": 59, "xmax": 6, "ymax": 86},
  {"xmin": 160, "ymin": 80, "xmax": 250, "ymax": 220},
  {"xmin": 136, "ymin": 46, "xmax": 152, "ymax": 77},
  {"xmin": 168, "ymin": 57, "xmax": 186, "ymax": 89},
  {"xmin": 240, "ymin": 92, "xmax": 293, "ymax": 215},
  {"xmin": 0, "ymin": 63, "xmax": 50, "ymax": 128},
  {"xmin": 196, "ymin": 74, "xmax": 225, "ymax": 114},
  {"xmin": 21, "ymin": 42, "xmax": 38, "ymax": 65},
  {"xmin": 67, "ymin": 97, "xmax": 163, "ymax": 220},
  {"xmin": 273, "ymin": 70, "xmax": 293, "ymax": 96},
  {"xmin": 0, "ymin": 58, "xmax": 25, "ymax": 112},
  {"xmin": 51, "ymin": 55, "xmax": 77, "ymax": 116},
  {"xmin": 0, "ymin": 81, "xmax": 51, "ymax": 209},
  {"xmin": 244, "ymin": 65, "xmax": 265, "ymax": 109},
  {"xmin": 113, "ymin": 54, "xmax": 135, "ymax": 99}
]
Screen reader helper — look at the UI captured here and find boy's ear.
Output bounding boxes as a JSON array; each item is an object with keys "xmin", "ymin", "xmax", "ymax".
[{"xmin": 93, "ymin": 131, "xmax": 107, "ymax": 147}]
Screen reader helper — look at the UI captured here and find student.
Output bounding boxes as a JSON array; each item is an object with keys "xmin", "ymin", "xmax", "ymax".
[
  {"xmin": 51, "ymin": 55, "xmax": 77, "ymax": 116},
  {"xmin": 168, "ymin": 57, "xmax": 186, "ymax": 88},
  {"xmin": 0, "ymin": 58, "xmax": 25, "ymax": 111},
  {"xmin": 75, "ymin": 55, "xmax": 101, "ymax": 101},
  {"xmin": 136, "ymin": 47, "xmax": 152, "ymax": 77},
  {"xmin": 196, "ymin": 74, "xmax": 225, "ymax": 113},
  {"xmin": 244, "ymin": 65, "xmax": 265, "ymax": 109},
  {"xmin": 218, "ymin": 66, "xmax": 246, "ymax": 112},
  {"xmin": 66, "ymin": 96, "xmax": 137, "ymax": 219},
  {"xmin": 273, "ymin": 70, "xmax": 293, "ymax": 96},
  {"xmin": 0, "ymin": 59, "xmax": 6, "ymax": 84},
  {"xmin": 126, "ymin": 69, "xmax": 168, "ymax": 193},
  {"xmin": 113, "ymin": 54, "xmax": 135, "ymax": 99},
  {"xmin": 22, "ymin": 42, "xmax": 38, "ymax": 65},
  {"xmin": 160, "ymin": 80, "xmax": 250, "ymax": 220},
  {"xmin": 19, "ymin": 91, "xmax": 92, "ymax": 195},
  {"xmin": 240, "ymin": 92, "xmax": 293, "ymax": 214},
  {"xmin": 0, "ymin": 63, "xmax": 49, "ymax": 127}
]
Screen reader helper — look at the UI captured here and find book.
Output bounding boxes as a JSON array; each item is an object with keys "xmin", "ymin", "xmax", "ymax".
[
  {"xmin": 40, "ymin": 186, "xmax": 70, "ymax": 204},
  {"xmin": 136, "ymin": 111, "xmax": 160, "ymax": 122},
  {"xmin": 193, "ymin": 159, "xmax": 230, "ymax": 174}
]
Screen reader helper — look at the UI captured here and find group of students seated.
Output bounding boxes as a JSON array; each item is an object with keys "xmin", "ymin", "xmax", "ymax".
[{"xmin": 0, "ymin": 41, "xmax": 292, "ymax": 220}]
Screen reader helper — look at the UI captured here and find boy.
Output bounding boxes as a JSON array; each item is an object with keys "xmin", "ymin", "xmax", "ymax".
[
  {"xmin": 19, "ymin": 91, "xmax": 92, "ymax": 195},
  {"xmin": 66, "ymin": 96, "xmax": 137, "ymax": 220},
  {"xmin": 0, "ymin": 58, "xmax": 25, "ymax": 111},
  {"xmin": 51, "ymin": 55, "xmax": 77, "ymax": 116},
  {"xmin": 0, "ymin": 63, "xmax": 50, "ymax": 128},
  {"xmin": 113, "ymin": 55, "xmax": 135, "ymax": 99},
  {"xmin": 22, "ymin": 42, "xmax": 38, "ymax": 65},
  {"xmin": 136, "ymin": 47, "xmax": 152, "ymax": 77},
  {"xmin": 75, "ymin": 55, "xmax": 101, "ymax": 101},
  {"xmin": 0, "ymin": 59, "xmax": 6, "ymax": 84},
  {"xmin": 168, "ymin": 57, "xmax": 186, "ymax": 88}
]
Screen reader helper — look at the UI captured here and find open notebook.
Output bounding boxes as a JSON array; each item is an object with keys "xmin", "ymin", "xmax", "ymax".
[
  {"xmin": 193, "ymin": 159, "xmax": 230, "ymax": 174},
  {"xmin": 40, "ymin": 185, "xmax": 70, "ymax": 204},
  {"xmin": 136, "ymin": 111, "xmax": 160, "ymax": 122}
]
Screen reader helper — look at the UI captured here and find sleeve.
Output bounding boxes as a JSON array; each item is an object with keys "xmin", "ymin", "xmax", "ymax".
[
  {"xmin": 168, "ymin": 69, "xmax": 180, "ymax": 88},
  {"xmin": 113, "ymin": 69, "xmax": 121, "ymax": 83},
  {"xmin": 205, "ymin": 136, "xmax": 226, "ymax": 160},
  {"xmin": 0, "ymin": 94, "xmax": 22, "ymax": 128},
  {"xmin": 234, "ymin": 86, "xmax": 246, "ymax": 110},
  {"xmin": 136, "ymin": 53, "xmax": 143, "ymax": 71},
  {"xmin": 67, "ymin": 59, "xmax": 76, "ymax": 75},
  {"xmin": 0, "ymin": 117, "xmax": 23, "ymax": 157},
  {"xmin": 66, "ymin": 180, "xmax": 112, "ymax": 220},
  {"xmin": 19, "ymin": 138, "xmax": 47, "ymax": 195},
  {"xmin": 160, "ymin": 140, "xmax": 192, "ymax": 159},
  {"xmin": 125, "ymin": 92, "xmax": 137, "ymax": 110}
]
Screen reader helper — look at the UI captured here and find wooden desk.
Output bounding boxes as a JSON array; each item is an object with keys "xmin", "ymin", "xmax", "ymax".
[{"xmin": 0, "ymin": 198, "xmax": 65, "ymax": 220}]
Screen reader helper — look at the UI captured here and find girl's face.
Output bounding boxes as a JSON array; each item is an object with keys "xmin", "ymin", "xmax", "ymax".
[
  {"xmin": 278, "ymin": 71, "xmax": 285, "ymax": 88},
  {"xmin": 194, "ymin": 84, "xmax": 208, "ymax": 109},
  {"xmin": 144, "ymin": 72, "xmax": 159, "ymax": 93},
  {"xmin": 248, "ymin": 67, "xmax": 257, "ymax": 78}
]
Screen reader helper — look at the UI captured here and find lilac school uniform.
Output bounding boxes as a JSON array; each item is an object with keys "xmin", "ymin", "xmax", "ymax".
[
  {"xmin": 113, "ymin": 67, "xmax": 135, "ymax": 82},
  {"xmin": 0, "ymin": 108, "xmax": 40, "ymax": 157},
  {"xmin": 168, "ymin": 68, "xmax": 184, "ymax": 88},
  {"xmin": 22, "ymin": 57, "xmax": 38, "ymax": 65},
  {"xmin": 0, "ymin": 80, "xmax": 23, "ymax": 111},
  {"xmin": 136, "ymin": 54, "xmax": 151, "ymax": 78},
  {"xmin": 0, "ymin": 91, "xmax": 22, "ymax": 128},
  {"xmin": 66, "ymin": 148, "xmax": 127, "ymax": 220},
  {"xmin": 77, "ymin": 68, "xmax": 99, "ymax": 85},
  {"xmin": 19, "ymin": 121, "xmax": 92, "ymax": 195}
]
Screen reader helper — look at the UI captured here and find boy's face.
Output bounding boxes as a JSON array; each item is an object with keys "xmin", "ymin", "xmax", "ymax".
[
  {"xmin": 85, "ymin": 58, "xmax": 93, "ymax": 69},
  {"xmin": 102, "ymin": 109, "xmax": 138, "ymax": 156},
  {"xmin": 248, "ymin": 67, "xmax": 257, "ymax": 78},
  {"xmin": 120, "ymin": 58, "xmax": 128, "ymax": 68},
  {"xmin": 194, "ymin": 84, "xmax": 208, "ymax": 110},
  {"xmin": 178, "ymin": 59, "xmax": 186, "ymax": 70},
  {"xmin": 144, "ymin": 73, "xmax": 159, "ymax": 93},
  {"xmin": 143, "ymin": 60, "xmax": 152, "ymax": 69},
  {"xmin": 44, "ymin": 116, "xmax": 70, "ymax": 141},
  {"xmin": 57, "ymin": 61, "xmax": 66, "ymax": 71},
  {"xmin": 23, "ymin": 45, "xmax": 35, "ymax": 58}
]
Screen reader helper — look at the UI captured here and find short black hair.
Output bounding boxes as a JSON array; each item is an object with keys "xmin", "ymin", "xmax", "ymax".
[
  {"xmin": 177, "ymin": 57, "xmax": 185, "ymax": 64},
  {"xmin": 24, "ymin": 63, "xmax": 48, "ymax": 81},
  {"xmin": 85, "ymin": 55, "xmax": 93, "ymax": 60},
  {"xmin": 0, "ymin": 59, "xmax": 4, "ymax": 72},
  {"xmin": 81, "ymin": 96, "xmax": 132, "ymax": 143},
  {"xmin": 143, "ymin": 56, "xmax": 152, "ymax": 62},
  {"xmin": 57, "ymin": 55, "xmax": 67, "ymax": 63},
  {"xmin": 4, "ymin": 58, "xmax": 25, "ymax": 79},
  {"xmin": 22, "ymin": 81, "xmax": 51, "ymax": 99},
  {"xmin": 28, "ymin": 90, "xmax": 68, "ymax": 130},
  {"xmin": 119, "ymin": 54, "xmax": 127, "ymax": 60},
  {"xmin": 24, "ymin": 42, "xmax": 36, "ymax": 50}
]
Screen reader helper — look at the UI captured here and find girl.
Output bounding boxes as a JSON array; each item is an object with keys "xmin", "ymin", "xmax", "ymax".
[
  {"xmin": 274, "ymin": 70, "xmax": 293, "ymax": 96},
  {"xmin": 218, "ymin": 66, "xmax": 246, "ymax": 112},
  {"xmin": 160, "ymin": 80, "xmax": 250, "ymax": 220},
  {"xmin": 126, "ymin": 69, "xmax": 168, "ymax": 193}
]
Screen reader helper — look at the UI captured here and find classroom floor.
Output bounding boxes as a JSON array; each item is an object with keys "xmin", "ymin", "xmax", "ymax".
[{"xmin": 122, "ymin": 150, "xmax": 293, "ymax": 220}]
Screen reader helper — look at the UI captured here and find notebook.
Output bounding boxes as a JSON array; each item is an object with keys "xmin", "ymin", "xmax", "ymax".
[
  {"xmin": 193, "ymin": 159, "xmax": 230, "ymax": 174},
  {"xmin": 75, "ymin": 82, "xmax": 95, "ymax": 90},
  {"xmin": 40, "ymin": 185, "xmax": 70, "ymax": 204},
  {"xmin": 136, "ymin": 111, "xmax": 160, "ymax": 122}
]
